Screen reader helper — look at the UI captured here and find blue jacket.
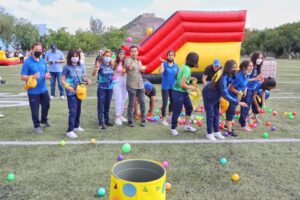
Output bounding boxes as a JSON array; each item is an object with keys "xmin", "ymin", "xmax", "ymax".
[{"xmin": 202, "ymin": 74, "xmax": 238, "ymax": 106}]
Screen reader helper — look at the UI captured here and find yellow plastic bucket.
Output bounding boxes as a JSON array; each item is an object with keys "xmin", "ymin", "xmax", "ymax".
[{"xmin": 109, "ymin": 159, "xmax": 166, "ymax": 200}]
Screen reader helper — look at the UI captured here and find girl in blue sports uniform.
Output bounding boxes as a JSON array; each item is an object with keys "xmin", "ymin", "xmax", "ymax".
[
  {"xmin": 252, "ymin": 77, "xmax": 276, "ymax": 122},
  {"xmin": 224, "ymin": 60, "xmax": 254, "ymax": 135},
  {"xmin": 239, "ymin": 52, "xmax": 264, "ymax": 130},
  {"xmin": 202, "ymin": 60, "xmax": 247, "ymax": 141}
]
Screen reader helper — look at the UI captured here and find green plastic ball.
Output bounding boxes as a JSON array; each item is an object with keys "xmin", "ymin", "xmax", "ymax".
[
  {"xmin": 267, "ymin": 108, "xmax": 273, "ymax": 113},
  {"xmin": 219, "ymin": 157, "xmax": 228, "ymax": 165},
  {"xmin": 262, "ymin": 105, "xmax": 267, "ymax": 110},
  {"xmin": 97, "ymin": 187, "xmax": 106, "ymax": 197},
  {"xmin": 59, "ymin": 140, "xmax": 65, "ymax": 146},
  {"xmin": 122, "ymin": 143, "xmax": 132, "ymax": 153},
  {"xmin": 263, "ymin": 132, "xmax": 269, "ymax": 139},
  {"xmin": 289, "ymin": 115, "xmax": 294, "ymax": 120},
  {"xmin": 7, "ymin": 173, "xmax": 15, "ymax": 182},
  {"xmin": 288, "ymin": 112, "xmax": 292, "ymax": 116}
]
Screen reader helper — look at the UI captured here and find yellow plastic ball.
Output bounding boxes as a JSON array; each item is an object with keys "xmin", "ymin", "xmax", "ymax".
[
  {"xmin": 90, "ymin": 138, "xmax": 97, "ymax": 144},
  {"xmin": 231, "ymin": 173, "xmax": 240, "ymax": 182}
]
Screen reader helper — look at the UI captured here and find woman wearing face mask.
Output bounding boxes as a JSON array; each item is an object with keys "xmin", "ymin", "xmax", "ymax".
[
  {"xmin": 202, "ymin": 60, "xmax": 248, "ymax": 141},
  {"xmin": 61, "ymin": 49, "xmax": 91, "ymax": 139},
  {"xmin": 159, "ymin": 50, "xmax": 179, "ymax": 126},
  {"xmin": 92, "ymin": 49, "xmax": 114, "ymax": 129},
  {"xmin": 224, "ymin": 60, "xmax": 254, "ymax": 134},
  {"xmin": 239, "ymin": 52, "xmax": 264, "ymax": 129},
  {"xmin": 113, "ymin": 49, "xmax": 128, "ymax": 125}
]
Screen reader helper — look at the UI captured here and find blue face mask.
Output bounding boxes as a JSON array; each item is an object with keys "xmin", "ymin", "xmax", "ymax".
[
  {"xmin": 246, "ymin": 70, "xmax": 252, "ymax": 76},
  {"xmin": 104, "ymin": 57, "xmax": 111, "ymax": 63}
]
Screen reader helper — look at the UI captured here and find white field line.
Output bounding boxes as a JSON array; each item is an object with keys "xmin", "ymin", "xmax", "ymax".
[{"xmin": 0, "ymin": 139, "xmax": 300, "ymax": 146}]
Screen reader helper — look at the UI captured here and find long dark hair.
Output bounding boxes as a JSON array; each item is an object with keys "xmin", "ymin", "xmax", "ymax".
[
  {"xmin": 67, "ymin": 49, "xmax": 80, "ymax": 66},
  {"xmin": 115, "ymin": 48, "xmax": 125, "ymax": 68},
  {"xmin": 250, "ymin": 51, "xmax": 263, "ymax": 75},
  {"xmin": 185, "ymin": 52, "xmax": 199, "ymax": 68},
  {"xmin": 212, "ymin": 59, "xmax": 237, "ymax": 87},
  {"xmin": 239, "ymin": 60, "xmax": 251, "ymax": 71}
]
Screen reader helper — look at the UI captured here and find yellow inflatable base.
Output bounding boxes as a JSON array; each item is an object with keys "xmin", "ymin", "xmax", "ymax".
[{"xmin": 152, "ymin": 42, "xmax": 241, "ymax": 74}]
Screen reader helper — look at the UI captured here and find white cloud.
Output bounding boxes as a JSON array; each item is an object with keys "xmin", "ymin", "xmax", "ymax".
[{"xmin": 1, "ymin": 0, "xmax": 127, "ymax": 33}]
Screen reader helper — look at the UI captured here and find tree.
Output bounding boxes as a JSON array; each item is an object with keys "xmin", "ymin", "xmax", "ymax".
[
  {"xmin": 72, "ymin": 30, "xmax": 102, "ymax": 54},
  {"xmin": 102, "ymin": 28, "xmax": 128, "ymax": 51},
  {"xmin": 90, "ymin": 17, "xmax": 105, "ymax": 34},
  {"xmin": 12, "ymin": 19, "xmax": 39, "ymax": 50},
  {"xmin": 0, "ymin": 10, "xmax": 14, "ymax": 47},
  {"xmin": 44, "ymin": 28, "xmax": 74, "ymax": 51}
]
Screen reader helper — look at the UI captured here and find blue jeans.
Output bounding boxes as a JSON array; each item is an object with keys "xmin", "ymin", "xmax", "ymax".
[
  {"xmin": 171, "ymin": 90, "xmax": 193, "ymax": 129},
  {"xmin": 28, "ymin": 91, "xmax": 50, "ymax": 128},
  {"xmin": 50, "ymin": 72, "xmax": 64, "ymax": 97},
  {"xmin": 239, "ymin": 90, "xmax": 254, "ymax": 127},
  {"xmin": 226, "ymin": 96, "xmax": 238, "ymax": 121},
  {"xmin": 97, "ymin": 88, "xmax": 113, "ymax": 125},
  {"xmin": 67, "ymin": 95, "xmax": 82, "ymax": 132}
]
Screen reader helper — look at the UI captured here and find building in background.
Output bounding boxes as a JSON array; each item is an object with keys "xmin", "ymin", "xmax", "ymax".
[{"xmin": 34, "ymin": 24, "xmax": 47, "ymax": 36}]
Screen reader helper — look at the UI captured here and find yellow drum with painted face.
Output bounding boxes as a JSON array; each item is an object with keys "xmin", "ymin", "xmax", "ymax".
[{"xmin": 109, "ymin": 159, "xmax": 167, "ymax": 200}]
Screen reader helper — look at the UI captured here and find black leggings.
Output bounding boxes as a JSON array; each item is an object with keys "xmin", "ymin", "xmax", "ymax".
[{"xmin": 161, "ymin": 89, "xmax": 173, "ymax": 117}]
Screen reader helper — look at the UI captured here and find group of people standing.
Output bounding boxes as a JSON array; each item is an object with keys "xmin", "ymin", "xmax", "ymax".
[{"xmin": 21, "ymin": 42, "xmax": 276, "ymax": 140}]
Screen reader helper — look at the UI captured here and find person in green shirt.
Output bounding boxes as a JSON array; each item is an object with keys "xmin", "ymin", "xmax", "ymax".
[{"xmin": 170, "ymin": 52, "xmax": 199, "ymax": 136}]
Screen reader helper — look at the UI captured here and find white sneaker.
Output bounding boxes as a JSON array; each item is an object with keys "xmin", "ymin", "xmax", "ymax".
[
  {"xmin": 60, "ymin": 96, "xmax": 65, "ymax": 100},
  {"xmin": 161, "ymin": 119, "xmax": 169, "ymax": 126},
  {"xmin": 206, "ymin": 134, "xmax": 217, "ymax": 141},
  {"xmin": 0, "ymin": 113, "xmax": 4, "ymax": 118},
  {"xmin": 74, "ymin": 127, "xmax": 85, "ymax": 132},
  {"xmin": 115, "ymin": 117, "xmax": 123, "ymax": 125},
  {"xmin": 66, "ymin": 131, "xmax": 78, "ymax": 139},
  {"xmin": 50, "ymin": 96, "xmax": 54, "ymax": 100},
  {"xmin": 241, "ymin": 126, "xmax": 253, "ymax": 132},
  {"xmin": 213, "ymin": 132, "xmax": 225, "ymax": 139},
  {"xmin": 170, "ymin": 129, "xmax": 179, "ymax": 136},
  {"xmin": 184, "ymin": 125, "xmax": 197, "ymax": 132},
  {"xmin": 120, "ymin": 116, "xmax": 128, "ymax": 123}
]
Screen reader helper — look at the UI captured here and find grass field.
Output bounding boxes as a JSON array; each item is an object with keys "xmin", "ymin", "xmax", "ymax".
[{"xmin": 0, "ymin": 58, "xmax": 300, "ymax": 199}]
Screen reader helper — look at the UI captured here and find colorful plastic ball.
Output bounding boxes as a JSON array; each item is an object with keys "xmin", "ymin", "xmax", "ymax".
[
  {"xmin": 223, "ymin": 131, "xmax": 229, "ymax": 137},
  {"xmin": 272, "ymin": 111, "xmax": 278, "ymax": 116},
  {"xmin": 284, "ymin": 112, "xmax": 288, "ymax": 116},
  {"xmin": 117, "ymin": 155, "xmax": 124, "ymax": 161},
  {"xmin": 197, "ymin": 121, "xmax": 203, "ymax": 127},
  {"xmin": 263, "ymin": 132, "xmax": 269, "ymax": 139},
  {"xmin": 262, "ymin": 105, "xmax": 267, "ymax": 110},
  {"xmin": 90, "ymin": 138, "xmax": 97, "ymax": 144},
  {"xmin": 231, "ymin": 173, "xmax": 240, "ymax": 182},
  {"xmin": 288, "ymin": 112, "xmax": 292, "ymax": 116},
  {"xmin": 265, "ymin": 121, "xmax": 271, "ymax": 126},
  {"xmin": 219, "ymin": 157, "xmax": 228, "ymax": 165},
  {"xmin": 289, "ymin": 115, "xmax": 294, "ymax": 120},
  {"xmin": 293, "ymin": 112, "xmax": 297, "ymax": 116},
  {"xmin": 267, "ymin": 108, "xmax": 273, "ymax": 113},
  {"xmin": 126, "ymin": 37, "xmax": 133, "ymax": 43},
  {"xmin": 59, "ymin": 140, "xmax": 65, "ymax": 146},
  {"xmin": 97, "ymin": 187, "xmax": 106, "ymax": 197},
  {"xmin": 162, "ymin": 161, "xmax": 169, "ymax": 168},
  {"xmin": 251, "ymin": 123, "xmax": 257, "ymax": 129},
  {"xmin": 122, "ymin": 143, "xmax": 132, "ymax": 153},
  {"xmin": 271, "ymin": 126, "xmax": 276, "ymax": 131},
  {"xmin": 7, "ymin": 173, "xmax": 15, "ymax": 182},
  {"xmin": 166, "ymin": 182, "xmax": 172, "ymax": 191}
]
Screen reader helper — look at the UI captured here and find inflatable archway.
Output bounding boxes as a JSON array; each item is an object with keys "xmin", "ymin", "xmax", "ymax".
[{"xmin": 122, "ymin": 10, "xmax": 247, "ymax": 77}]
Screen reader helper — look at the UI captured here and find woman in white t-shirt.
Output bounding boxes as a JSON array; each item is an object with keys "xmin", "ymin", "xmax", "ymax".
[{"xmin": 113, "ymin": 49, "xmax": 128, "ymax": 125}]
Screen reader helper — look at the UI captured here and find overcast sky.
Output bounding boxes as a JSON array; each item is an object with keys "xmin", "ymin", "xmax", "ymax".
[{"xmin": 1, "ymin": 0, "xmax": 300, "ymax": 33}]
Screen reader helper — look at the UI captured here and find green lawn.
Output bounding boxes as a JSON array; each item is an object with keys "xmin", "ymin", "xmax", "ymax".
[{"xmin": 0, "ymin": 58, "xmax": 300, "ymax": 199}]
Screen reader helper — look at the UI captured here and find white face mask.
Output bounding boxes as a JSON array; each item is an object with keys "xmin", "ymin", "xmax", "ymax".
[
  {"xmin": 256, "ymin": 58, "xmax": 263, "ymax": 65},
  {"xmin": 246, "ymin": 70, "xmax": 252, "ymax": 76}
]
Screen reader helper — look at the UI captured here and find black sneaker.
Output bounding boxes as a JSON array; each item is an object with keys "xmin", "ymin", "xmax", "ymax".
[
  {"xmin": 41, "ymin": 122, "xmax": 52, "ymax": 128},
  {"xmin": 128, "ymin": 121, "xmax": 135, "ymax": 127},
  {"xmin": 223, "ymin": 125, "xmax": 235, "ymax": 132},
  {"xmin": 105, "ymin": 122, "xmax": 114, "ymax": 126},
  {"xmin": 140, "ymin": 120, "xmax": 146, "ymax": 127},
  {"xmin": 229, "ymin": 131, "xmax": 238, "ymax": 137},
  {"xmin": 99, "ymin": 124, "xmax": 106, "ymax": 129}
]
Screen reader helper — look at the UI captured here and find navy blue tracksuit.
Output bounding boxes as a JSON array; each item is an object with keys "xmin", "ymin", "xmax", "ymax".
[
  {"xmin": 239, "ymin": 67, "xmax": 259, "ymax": 127},
  {"xmin": 202, "ymin": 74, "xmax": 238, "ymax": 134}
]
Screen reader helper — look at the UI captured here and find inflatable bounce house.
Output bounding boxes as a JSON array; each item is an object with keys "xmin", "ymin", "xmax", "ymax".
[
  {"xmin": 0, "ymin": 50, "xmax": 21, "ymax": 66},
  {"xmin": 122, "ymin": 10, "xmax": 247, "ymax": 83}
]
